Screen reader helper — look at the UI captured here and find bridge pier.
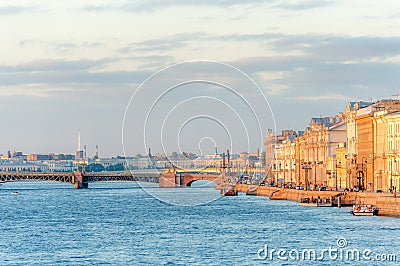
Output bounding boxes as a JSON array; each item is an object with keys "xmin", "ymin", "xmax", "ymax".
[
  {"xmin": 73, "ymin": 171, "xmax": 88, "ymax": 189},
  {"xmin": 159, "ymin": 173, "xmax": 177, "ymax": 188}
]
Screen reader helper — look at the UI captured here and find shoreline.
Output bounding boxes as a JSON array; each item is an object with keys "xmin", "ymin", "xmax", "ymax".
[{"xmin": 234, "ymin": 184, "xmax": 400, "ymax": 217}]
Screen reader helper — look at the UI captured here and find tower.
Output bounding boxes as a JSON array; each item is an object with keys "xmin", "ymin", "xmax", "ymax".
[
  {"xmin": 78, "ymin": 129, "xmax": 81, "ymax": 152},
  {"xmin": 75, "ymin": 130, "xmax": 84, "ymax": 160},
  {"xmin": 94, "ymin": 145, "xmax": 99, "ymax": 159}
]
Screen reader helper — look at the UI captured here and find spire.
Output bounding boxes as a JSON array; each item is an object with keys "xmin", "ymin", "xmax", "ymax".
[{"xmin": 77, "ymin": 129, "xmax": 81, "ymax": 152}]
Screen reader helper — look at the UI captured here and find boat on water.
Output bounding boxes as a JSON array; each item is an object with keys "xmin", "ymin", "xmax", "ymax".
[
  {"xmin": 222, "ymin": 189, "xmax": 238, "ymax": 196},
  {"xmin": 12, "ymin": 192, "xmax": 19, "ymax": 195},
  {"xmin": 246, "ymin": 189, "xmax": 257, "ymax": 196},
  {"xmin": 246, "ymin": 185, "xmax": 258, "ymax": 196},
  {"xmin": 299, "ymin": 197, "xmax": 333, "ymax": 207},
  {"xmin": 350, "ymin": 205, "xmax": 379, "ymax": 216}
]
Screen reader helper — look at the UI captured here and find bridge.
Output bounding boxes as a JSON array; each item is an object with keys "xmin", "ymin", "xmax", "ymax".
[
  {"xmin": 159, "ymin": 172, "xmax": 223, "ymax": 188},
  {"xmin": 0, "ymin": 170, "xmax": 160, "ymax": 189},
  {"xmin": 0, "ymin": 170, "xmax": 228, "ymax": 189}
]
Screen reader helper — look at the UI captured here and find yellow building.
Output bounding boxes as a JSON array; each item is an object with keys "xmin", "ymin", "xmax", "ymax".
[
  {"xmin": 386, "ymin": 112, "xmax": 400, "ymax": 192},
  {"xmin": 373, "ymin": 110, "xmax": 388, "ymax": 191},
  {"xmin": 373, "ymin": 110, "xmax": 400, "ymax": 192},
  {"xmin": 326, "ymin": 143, "xmax": 347, "ymax": 190},
  {"xmin": 265, "ymin": 99, "xmax": 400, "ymax": 192},
  {"xmin": 351, "ymin": 100, "xmax": 400, "ymax": 191},
  {"xmin": 265, "ymin": 130, "xmax": 296, "ymax": 184},
  {"xmin": 335, "ymin": 143, "xmax": 347, "ymax": 189},
  {"xmin": 266, "ymin": 116, "xmax": 346, "ymax": 190},
  {"xmin": 298, "ymin": 116, "xmax": 346, "ymax": 189}
]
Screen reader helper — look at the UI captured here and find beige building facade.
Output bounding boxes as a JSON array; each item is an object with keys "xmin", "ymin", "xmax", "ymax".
[
  {"xmin": 373, "ymin": 110, "xmax": 400, "ymax": 192},
  {"xmin": 265, "ymin": 99, "xmax": 400, "ymax": 192}
]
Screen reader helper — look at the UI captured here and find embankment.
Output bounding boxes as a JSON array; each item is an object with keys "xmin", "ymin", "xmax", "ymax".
[{"xmin": 233, "ymin": 184, "xmax": 400, "ymax": 217}]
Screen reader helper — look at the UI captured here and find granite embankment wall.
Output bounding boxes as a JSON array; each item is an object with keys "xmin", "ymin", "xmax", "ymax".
[
  {"xmin": 341, "ymin": 192, "xmax": 400, "ymax": 217},
  {"xmin": 233, "ymin": 184, "xmax": 400, "ymax": 217}
]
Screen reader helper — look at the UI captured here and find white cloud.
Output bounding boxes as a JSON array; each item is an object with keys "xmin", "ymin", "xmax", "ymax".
[
  {"xmin": 294, "ymin": 94, "xmax": 349, "ymax": 101},
  {"xmin": 0, "ymin": 85, "xmax": 73, "ymax": 97}
]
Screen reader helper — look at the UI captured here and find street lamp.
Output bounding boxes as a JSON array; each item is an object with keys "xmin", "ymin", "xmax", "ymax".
[
  {"xmin": 314, "ymin": 161, "xmax": 319, "ymax": 190},
  {"xmin": 283, "ymin": 162, "xmax": 286, "ymax": 186},
  {"xmin": 279, "ymin": 162, "xmax": 282, "ymax": 186},
  {"xmin": 338, "ymin": 161, "xmax": 342, "ymax": 189},
  {"xmin": 301, "ymin": 162, "xmax": 311, "ymax": 190},
  {"xmin": 362, "ymin": 157, "xmax": 367, "ymax": 191},
  {"xmin": 335, "ymin": 161, "xmax": 341, "ymax": 191},
  {"xmin": 291, "ymin": 162, "xmax": 294, "ymax": 185},
  {"xmin": 390, "ymin": 157, "xmax": 397, "ymax": 192}
]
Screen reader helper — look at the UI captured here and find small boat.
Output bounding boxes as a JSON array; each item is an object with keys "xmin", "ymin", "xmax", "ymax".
[
  {"xmin": 246, "ymin": 185, "xmax": 258, "ymax": 196},
  {"xmin": 299, "ymin": 197, "xmax": 333, "ymax": 207},
  {"xmin": 223, "ymin": 189, "xmax": 238, "ymax": 196},
  {"xmin": 12, "ymin": 192, "xmax": 19, "ymax": 195},
  {"xmin": 246, "ymin": 189, "xmax": 257, "ymax": 196},
  {"xmin": 350, "ymin": 205, "xmax": 379, "ymax": 216}
]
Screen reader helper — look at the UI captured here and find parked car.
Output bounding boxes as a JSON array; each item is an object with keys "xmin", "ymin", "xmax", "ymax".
[{"xmin": 319, "ymin": 186, "xmax": 327, "ymax": 191}]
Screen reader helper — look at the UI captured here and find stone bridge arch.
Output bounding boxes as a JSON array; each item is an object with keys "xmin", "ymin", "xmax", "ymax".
[{"xmin": 159, "ymin": 173, "xmax": 222, "ymax": 187}]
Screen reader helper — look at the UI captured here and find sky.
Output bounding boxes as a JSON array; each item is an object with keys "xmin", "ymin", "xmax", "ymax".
[{"xmin": 0, "ymin": 0, "xmax": 400, "ymax": 157}]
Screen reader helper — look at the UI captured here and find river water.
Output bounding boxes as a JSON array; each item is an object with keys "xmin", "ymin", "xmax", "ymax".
[{"xmin": 0, "ymin": 181, "xmax": 399, "ymax": 265}]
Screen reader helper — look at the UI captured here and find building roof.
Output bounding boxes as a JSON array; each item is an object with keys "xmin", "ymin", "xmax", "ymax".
[
  {"xmin": 385, "ymin": 110, "xmax": 400, "ymax": 117},
  {"xmin": 310, "ymin": 117, "xmax": 334, "ymax": 127},
  {"xmin": 347, "ymin": 101, "xmax": 372, "ymax": 111},
  {"xmin": 328, "ymin": 120, "xmax": 346, "ymax": 130}
]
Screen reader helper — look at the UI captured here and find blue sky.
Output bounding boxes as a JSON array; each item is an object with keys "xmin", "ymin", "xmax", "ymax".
[{"xmin": 0, "ymin": 0, "xmax": 399, "ymax": 156}]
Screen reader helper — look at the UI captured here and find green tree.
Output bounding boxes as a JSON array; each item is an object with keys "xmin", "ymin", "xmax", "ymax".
[
  {"xmin": 106, "ymin": 163, "xmax": 125, "ymax": 171},
  {"xmin": 86, "ymin": 163, "xmax": 105, "ymax": 172}
]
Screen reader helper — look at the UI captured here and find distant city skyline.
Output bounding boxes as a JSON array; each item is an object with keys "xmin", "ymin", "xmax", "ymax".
[{"xmin": 1, "ymin": 1, "xmax": 400, "ymax": 156}]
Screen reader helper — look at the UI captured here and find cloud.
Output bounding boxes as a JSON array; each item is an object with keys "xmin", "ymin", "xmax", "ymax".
[
  {"xmin": 294, "ymin": 94, "xmax": 348, "ymax": 101},
  {"xmin": 271, "ymin": 35, "xmax": 400, "ymax": 61},
  {"xmin": 0, "ymin": 84, "xmax": 74, "ymax": 97},
  {"xmin": 0, "ymin": 5, "xmax": 34, "ymax": 15},
  {"xmin": 0, "ymin": 57, "xmax": 154, "ymax": 88},
  {"xmin": 0, "ymin": 69, "xmax": 150, "ymax": 86},
  {"xmin": 81, "ymin": 0, "xmax": 269, "ymax": 13},
  {"xmin": 217, "ymin": 32, "xmax": 400, "ymax": 62},
  {"xmin": 272, "ymin": 0, "xmax": 333, "ymax": 10},
  {"xmin": 0, "ymin": 58, "xmax": 111, "ymax": 73},
  {"xmin": 117, "ymin": 32, "xmax": 208, "ymax": 53},
  {"xmin": 225, "ymin": 33, "xmax": 400, "ymax": 105}
]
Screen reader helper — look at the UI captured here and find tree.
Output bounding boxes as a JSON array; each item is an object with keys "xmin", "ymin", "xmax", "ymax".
[
  {"xmin": 86, "ymin": 163, "xmax": 105, "ymax": 172},
  {"xmin": 106, "ymin": 163, "xmax": 125, "ymax": 171}
]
